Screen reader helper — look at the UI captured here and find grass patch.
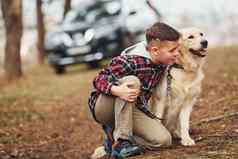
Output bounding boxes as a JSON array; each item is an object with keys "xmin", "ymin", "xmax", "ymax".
[
  {"xmin": 0, "ymin": 110, "xmax": 45, "ymax": 127},
  {"xmin": 0, "ymin": 64, "xmax": 98, "ymax": 128}
]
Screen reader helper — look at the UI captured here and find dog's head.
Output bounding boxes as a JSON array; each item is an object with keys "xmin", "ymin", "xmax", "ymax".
[{"xmin": 180, "ymin": 28, "xmax": 208, "ymax": 58}]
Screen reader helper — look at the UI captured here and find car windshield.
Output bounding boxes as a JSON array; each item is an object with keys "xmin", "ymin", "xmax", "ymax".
[
  {"xmin": 63, "ymin": 8, "xmax": 87, "ymax": 24},
  {"xmin": 63, "ymin": 0, "xmax": 121, "ymax": 24}
]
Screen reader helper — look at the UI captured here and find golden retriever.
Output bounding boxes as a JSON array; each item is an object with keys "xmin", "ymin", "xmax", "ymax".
[{"xmin": 151, "ymin": 27, "xmax": 208, "ymax": 146}]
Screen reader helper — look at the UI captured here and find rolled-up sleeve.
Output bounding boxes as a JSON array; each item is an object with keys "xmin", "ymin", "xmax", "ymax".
[{"xmin": 93, "ymin": 55, "xmax": 133, "ymax": 95}]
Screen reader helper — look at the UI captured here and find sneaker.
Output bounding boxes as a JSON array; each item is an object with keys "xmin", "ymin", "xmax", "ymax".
[{"xmin": 111, "ymin": 139, "xmax": 144, "ymax": 159}]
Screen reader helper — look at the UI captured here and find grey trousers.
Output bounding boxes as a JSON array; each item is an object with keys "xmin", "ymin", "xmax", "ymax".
[{"xmin": 94, "ymin": 76, "xmax": 172, "ymax": 148}]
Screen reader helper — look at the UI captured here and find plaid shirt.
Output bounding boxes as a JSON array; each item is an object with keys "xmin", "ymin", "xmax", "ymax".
[{"xmin": 88, "ymin": 54, "xmax": 167, "ymax": 121}]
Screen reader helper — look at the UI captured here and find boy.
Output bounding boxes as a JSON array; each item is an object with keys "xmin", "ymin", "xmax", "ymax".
[{"xmin": 88, "ymin": 22, "xmax": 180, "ymax": 158}]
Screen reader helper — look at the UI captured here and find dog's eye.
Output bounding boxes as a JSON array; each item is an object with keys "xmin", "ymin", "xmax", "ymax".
[
  {"xmin": 188, "ymin": 35, "xmax": 194, "ymax": 39},
  {"xmin": 200, "ymin": 33, "xmax": 204, "ymax": 36}
]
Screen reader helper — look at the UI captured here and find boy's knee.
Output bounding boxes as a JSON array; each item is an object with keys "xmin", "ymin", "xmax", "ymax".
[{"xmin": 120, "ymin": 75, "xmax": 141, "ymax": 89}]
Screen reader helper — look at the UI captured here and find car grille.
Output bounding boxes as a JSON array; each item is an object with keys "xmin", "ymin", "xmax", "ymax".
[{"xmin": 66, "ymin": 45, "xmax": 91, "ymax": 55}]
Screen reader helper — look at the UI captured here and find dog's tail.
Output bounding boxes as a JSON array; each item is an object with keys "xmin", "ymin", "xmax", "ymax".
[{"xmin": 91, "ymin": 146, "xmax": 107, "ymax": 159}]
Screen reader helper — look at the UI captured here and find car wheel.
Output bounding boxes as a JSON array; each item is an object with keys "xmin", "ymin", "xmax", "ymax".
[
  {"xmin": 54, "ymin": 65, "xmax": 66, "ymax": 74},
  {"xmin": 88, "ymin": 61, "xmax": 100, "ymax": 68}
]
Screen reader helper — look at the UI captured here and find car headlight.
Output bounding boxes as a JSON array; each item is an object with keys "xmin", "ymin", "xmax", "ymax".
[
  {"xmin": 50, "ymin": 32, "xmax": 73, "ymax": 47},
  {"xmin": 60, "ymin": 33, "xmax": 73, "ymax": 47},
  {"xmin": 84, "ymin": 29, "xmax": 95, "ymax": 43},
  {"xmin": 45, "ymin": 32, "xmax": 73, "ymax": 49}
]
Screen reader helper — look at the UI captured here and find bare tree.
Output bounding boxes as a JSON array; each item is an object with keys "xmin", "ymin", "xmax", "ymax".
[
  {"xmin": 63, "ymin": 0, "xmax": 71, "ymax": 18},
  {"xmin": 1, "ymin": 0, "xmax": 23, "ymax": 81},
  {"xmin": 36, "ymin": 0, "xmax": 46, "ymax": 64},
  {"xmin": 146, "ymin": 0, "xmax": 162, "ymax": 19}
]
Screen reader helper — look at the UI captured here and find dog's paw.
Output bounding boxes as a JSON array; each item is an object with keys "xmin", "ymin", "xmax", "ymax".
[
  {"xmin": 172, "ymin": 130, "xmax": 181, "ymax": 138},
  {"xmin": 181, "ymin": 137, "xmax": 195, "ymax": 146}
]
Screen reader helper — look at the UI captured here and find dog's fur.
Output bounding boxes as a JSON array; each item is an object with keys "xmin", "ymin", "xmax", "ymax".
[
  {"xmin": 91, "ymin": 28, "xmax": 208, "ymax": 158},
  {"xmin": 151, "ymin": 27, "xmax": 208, "ymax": 146}
]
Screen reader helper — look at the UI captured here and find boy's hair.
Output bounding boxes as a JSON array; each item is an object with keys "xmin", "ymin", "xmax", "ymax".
[{"xmin": 145, "ymin": 22, "xmax": 180, "ymax": 43}]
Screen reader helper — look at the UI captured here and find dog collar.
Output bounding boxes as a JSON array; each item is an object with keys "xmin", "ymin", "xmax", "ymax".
[{"xmin": 171, "ymin": 63, "xmax": 184, "ymax": 70}]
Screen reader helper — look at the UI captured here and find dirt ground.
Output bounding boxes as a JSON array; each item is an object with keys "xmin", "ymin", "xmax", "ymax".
[{"xmin": 0, "ymin": 46, "xmax": 238, "ymax": 159}]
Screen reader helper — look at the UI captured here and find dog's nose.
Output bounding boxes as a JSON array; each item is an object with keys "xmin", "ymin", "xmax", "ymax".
[{"xmin": 201, "ymin": 40, "xmax": 208, "ymax": 48}]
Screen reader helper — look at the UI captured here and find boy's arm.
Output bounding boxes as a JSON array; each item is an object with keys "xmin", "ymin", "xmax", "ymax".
[{"xmin": 93, "ymin": 55, "xmax": 133, "ymax": 95}]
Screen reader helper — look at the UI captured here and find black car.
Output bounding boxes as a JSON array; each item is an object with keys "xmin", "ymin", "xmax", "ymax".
[
  {"xmin": 45, "ymin": 0, "xmax": 136, "ymax": 74},
  {"xmin": 45, "ymin": 0, "xmax": 160, "ymax": 74}
]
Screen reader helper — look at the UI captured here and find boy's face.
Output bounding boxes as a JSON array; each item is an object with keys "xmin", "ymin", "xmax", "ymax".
[{"xmin": 149, "ymin": 40, "xmax": 180, "ymax": 65}]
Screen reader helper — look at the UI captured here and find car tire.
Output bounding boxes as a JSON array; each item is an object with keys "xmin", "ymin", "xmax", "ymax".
[
  {"xmin": 54, "ymin": 65, "xmax": 66, "ymax": 74},
  {"xmin": 88, "ymin": 61, "xmax": 100, "ymax": 68}
]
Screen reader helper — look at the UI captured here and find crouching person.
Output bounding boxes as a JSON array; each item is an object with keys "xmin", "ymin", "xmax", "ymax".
[{"xmin": 88, "ymin": 22, "xmax": 181, "ymax": 158}]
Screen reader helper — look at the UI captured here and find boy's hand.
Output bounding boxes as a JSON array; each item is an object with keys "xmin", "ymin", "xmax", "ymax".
[{"xmin": 111, "ymin": 82, "xmax": 140, "ymax": 102}]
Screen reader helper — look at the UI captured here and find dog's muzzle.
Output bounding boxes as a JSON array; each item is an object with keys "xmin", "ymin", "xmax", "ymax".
[{"xmin": 189, "ymin": 40, "xmax": 208, "ymax": 58}]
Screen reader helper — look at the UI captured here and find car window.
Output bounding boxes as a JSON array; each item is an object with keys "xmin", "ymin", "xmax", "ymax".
[
  {"xmin": 63, "ymin": 9, "xmax": 87, "ymax": 23},
  {"xmin": 64, "ymin": 0, "xmax": 121, "ymax": 24},
  {"xmin": 86, "ymin": 1, "xmax": 121, "ymax": 22},
  {"xmin": 105, "ymin": 1, "xmax": 121, "ymax": 15}
]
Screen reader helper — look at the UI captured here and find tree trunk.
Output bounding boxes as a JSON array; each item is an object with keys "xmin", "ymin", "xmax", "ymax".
[
  {"xmin": 36, "ymin": 0, "xmax": 46, "ymax": 64},
  {"xmin": 63, "ymin": 0, "xmax": 71, "ymax": 18},
  {"xmin": 1, "ymin": 0, "xmax": 23, "ymax": 81}
]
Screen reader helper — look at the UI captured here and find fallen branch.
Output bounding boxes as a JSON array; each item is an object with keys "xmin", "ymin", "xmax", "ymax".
[
  {"xmin": 195, "ymin": 133, "xmax": 238, "ymax": 142},
  {"xmin": 206, "ymin": 151, "xmax": 238, "ymax": 156},
  {"xmin": 192, "ymin": 112, "xmax": 238, "ymax": 126},
  {"xmin": 210, "ymin": 96, "xmax": 238, "ymax": 107}
]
